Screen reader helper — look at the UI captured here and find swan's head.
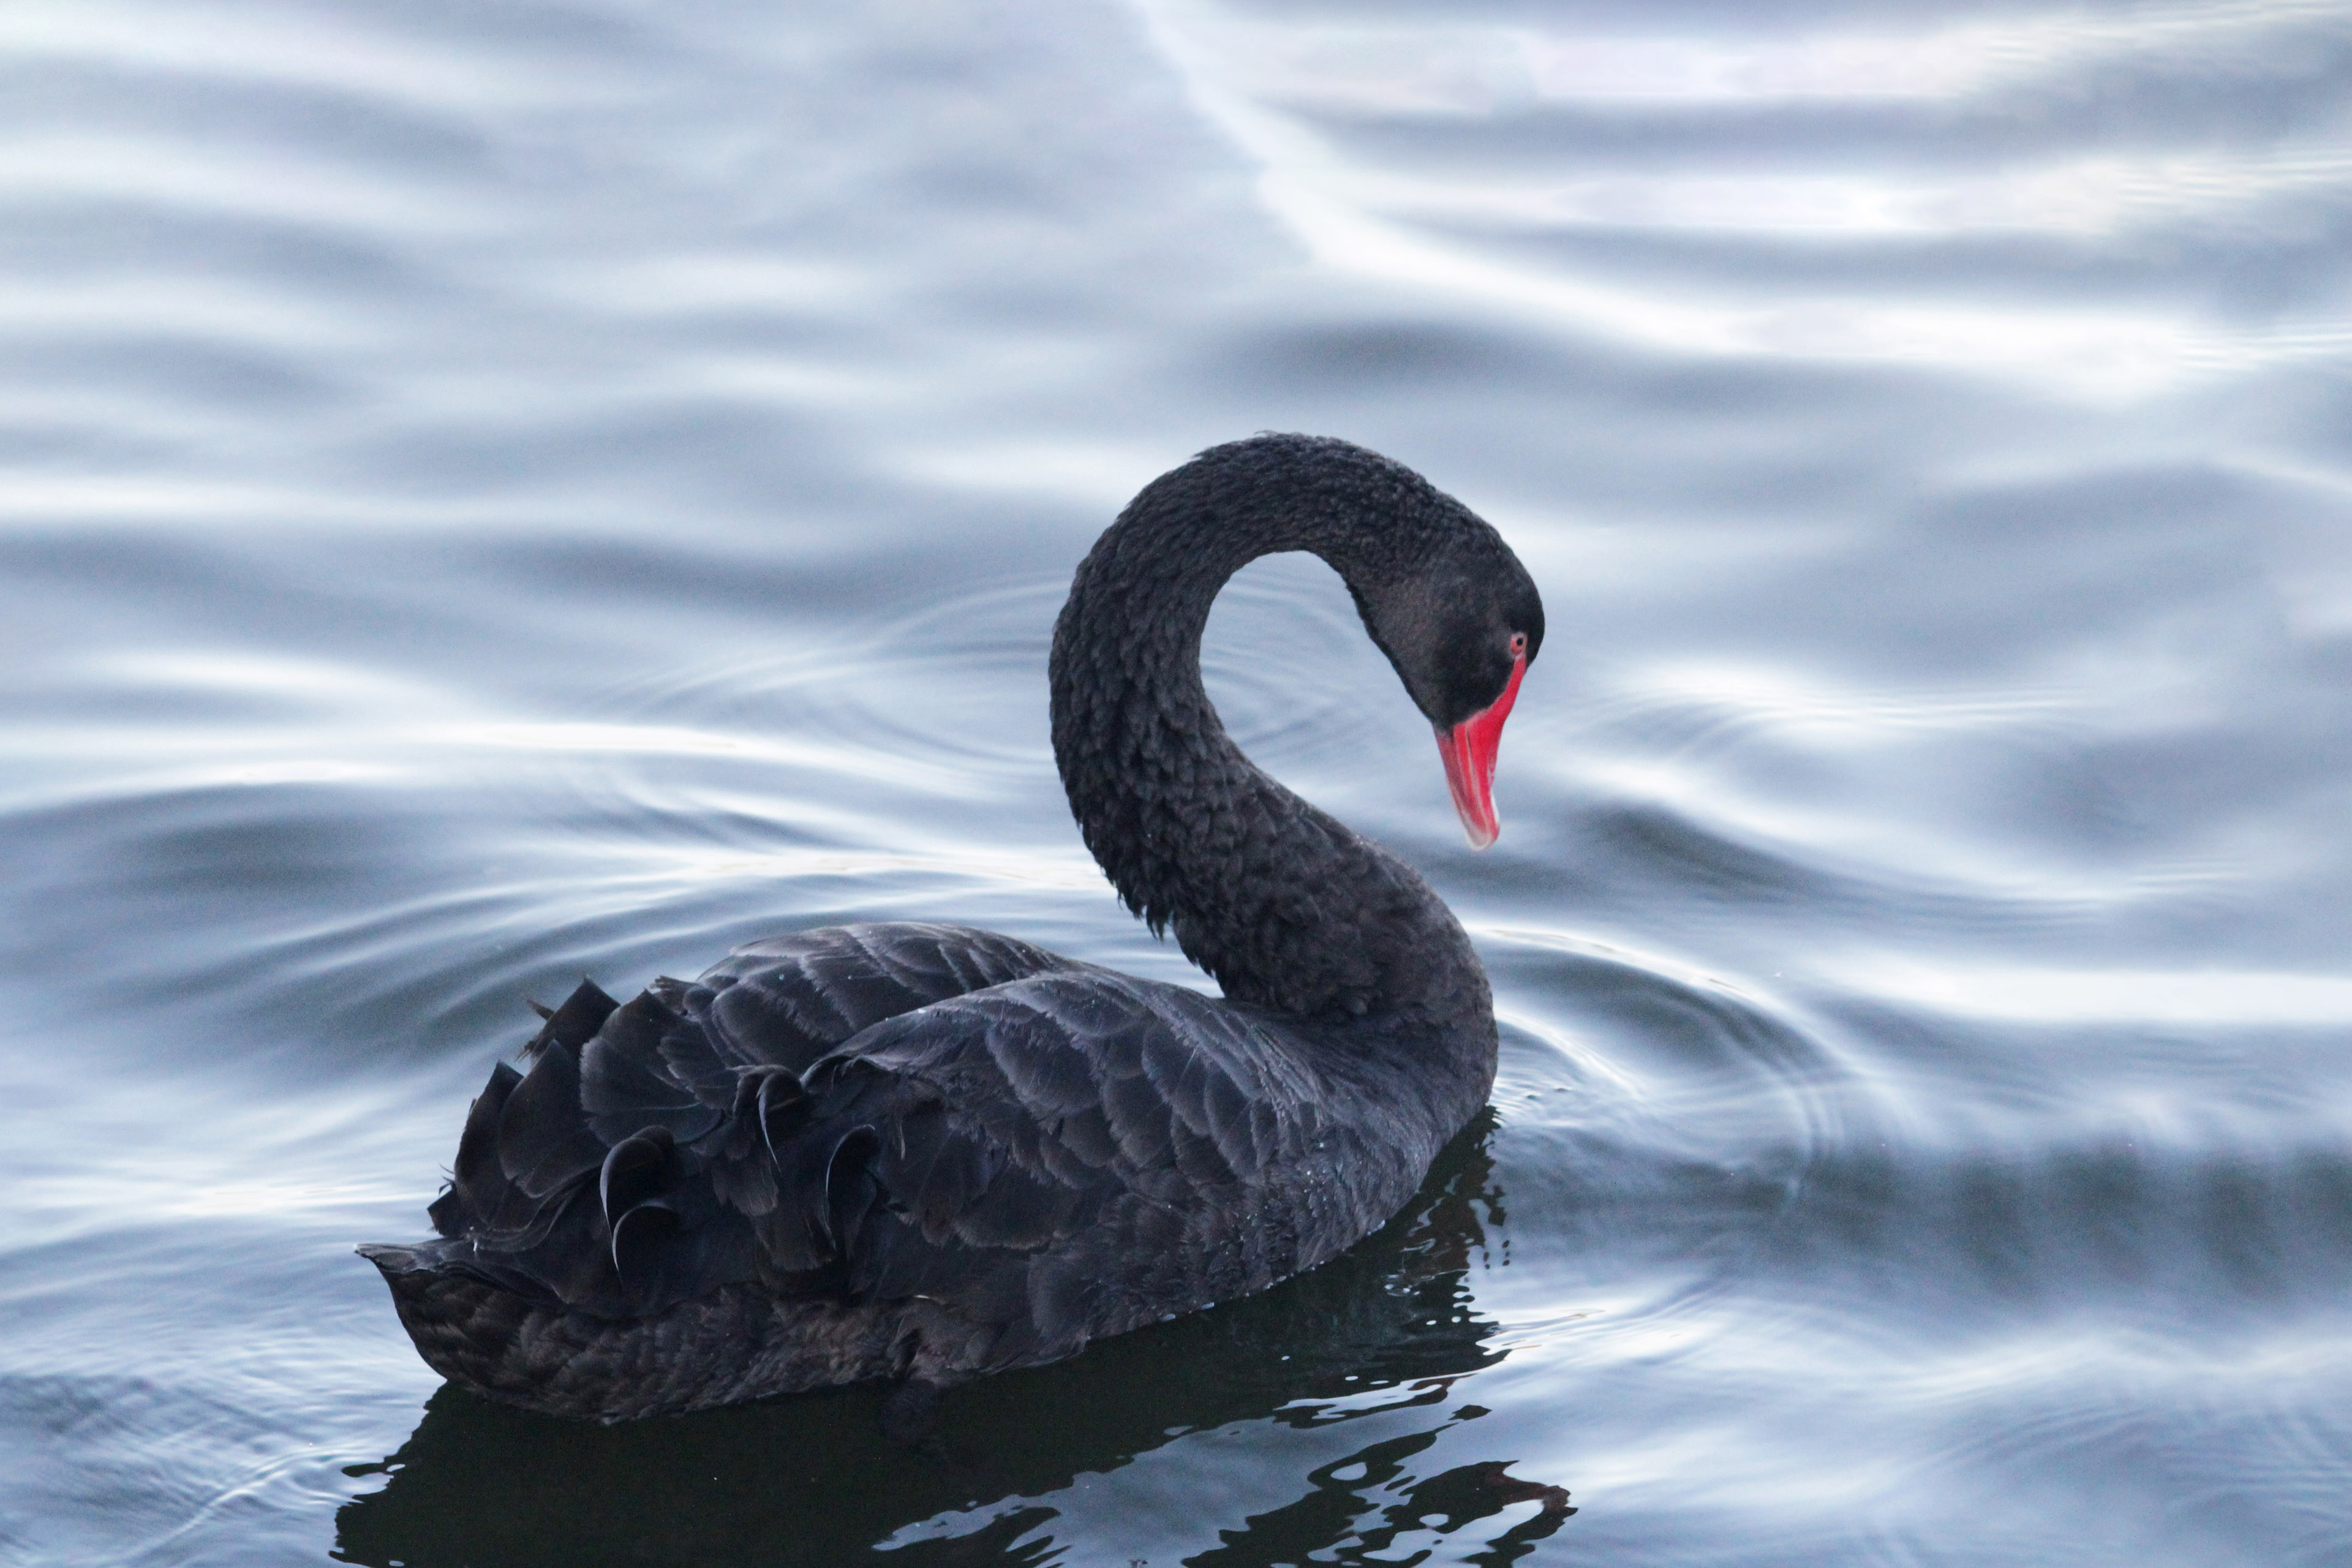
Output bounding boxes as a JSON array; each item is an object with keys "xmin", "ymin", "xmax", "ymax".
[{"xmin": 1357, "ymin": 506, "xmax": 1545, "ymax": 851}]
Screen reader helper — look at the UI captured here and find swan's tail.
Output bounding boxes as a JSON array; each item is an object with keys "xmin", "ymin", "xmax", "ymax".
[{"xmin": 357, "ymin": 978, "xmax": 920, "ymax": 1417}]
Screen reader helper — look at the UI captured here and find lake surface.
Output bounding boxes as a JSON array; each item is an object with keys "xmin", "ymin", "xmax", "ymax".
[{"xmin": 4, "ymin": 0, "xmax": 2351, "ymax": 1562}]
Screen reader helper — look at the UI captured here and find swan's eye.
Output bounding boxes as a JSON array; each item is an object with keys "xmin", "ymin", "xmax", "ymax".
[{"xmin": 1509, "ymin": 632, "xmax": 1528, "ymax": 658}]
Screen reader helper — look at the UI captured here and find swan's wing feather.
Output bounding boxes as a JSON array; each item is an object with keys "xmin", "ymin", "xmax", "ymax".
[
  {"xmin": 695, "ymin": 922, "xmax": 1077, "ymax": 1074},
  {"xmin": 417, "ymin": 955, "xmax": 1338, "ymax": 1350},
  {"xmin": 491, "ymin": 1020, "xmax": 608, "ymax": 1199},
  {"xmin": 786, "ymin": 971, "xmax": 1340, "ymax": 1360},
  {"xmin": 416, "ymin": 922, "xmax": 1061, "ymax": 1314},
  {"xmin": 519, "ymin": 976, "xmax": 618, "ymax": 1061},
  {"xmin": 428, "ymin": 1060, "xmax": 524, "ymax": 1238}
]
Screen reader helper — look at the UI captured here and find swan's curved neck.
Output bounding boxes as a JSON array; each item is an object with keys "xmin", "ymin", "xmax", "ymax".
[{"xmin": 1047, "ymin": 448, "xmax": 1488, "ymax": 1034}]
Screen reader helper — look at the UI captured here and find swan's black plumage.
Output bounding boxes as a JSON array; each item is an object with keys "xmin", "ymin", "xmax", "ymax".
[{"xmin": 363, "ymin": 434, "xmax": 1543, "ymax": 1420}]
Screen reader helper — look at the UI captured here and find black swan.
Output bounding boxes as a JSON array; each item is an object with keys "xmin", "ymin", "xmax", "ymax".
[{"xmin": 361, "ymin": 433, "xmax": 1544, "ymax": 1422}]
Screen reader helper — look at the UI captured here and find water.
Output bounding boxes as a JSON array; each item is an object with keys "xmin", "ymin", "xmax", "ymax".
[{"xmin": 4, "ymin": 0, "xmax": 2350, "ymax": 1561}]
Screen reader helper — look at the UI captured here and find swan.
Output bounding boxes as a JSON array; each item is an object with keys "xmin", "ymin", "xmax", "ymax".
[{"xmin": 361, "ymin": 433, "xmax": 1544, "ymax": 1422}]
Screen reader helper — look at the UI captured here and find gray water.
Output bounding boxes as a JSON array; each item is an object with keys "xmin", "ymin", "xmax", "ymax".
[{"xmin": 4, "ymin": 0, "xmax": 2351, "ymax": 1562}]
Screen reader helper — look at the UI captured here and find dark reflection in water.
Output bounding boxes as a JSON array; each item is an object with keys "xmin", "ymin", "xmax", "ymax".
[{"xmin": 334, "ymin": 1117, "xmax": 1572, "ymax": 1566}]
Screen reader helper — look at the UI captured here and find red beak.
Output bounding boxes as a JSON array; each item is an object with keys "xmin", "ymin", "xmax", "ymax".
[{"xmin": 1436, "ymin": 651, "xmax": 1526, "ymax": 850}]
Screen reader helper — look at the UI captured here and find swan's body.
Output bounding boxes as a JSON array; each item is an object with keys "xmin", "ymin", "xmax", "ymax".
[{"xmin": 364, "ymin": 434, "xmax": 1542, "ymax": 1421}]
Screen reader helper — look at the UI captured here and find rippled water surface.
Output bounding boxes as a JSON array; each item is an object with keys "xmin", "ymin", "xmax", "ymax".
[{"xmin": 6, "ymin": 0, "xmax": 2352, "ymax": 1562}]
